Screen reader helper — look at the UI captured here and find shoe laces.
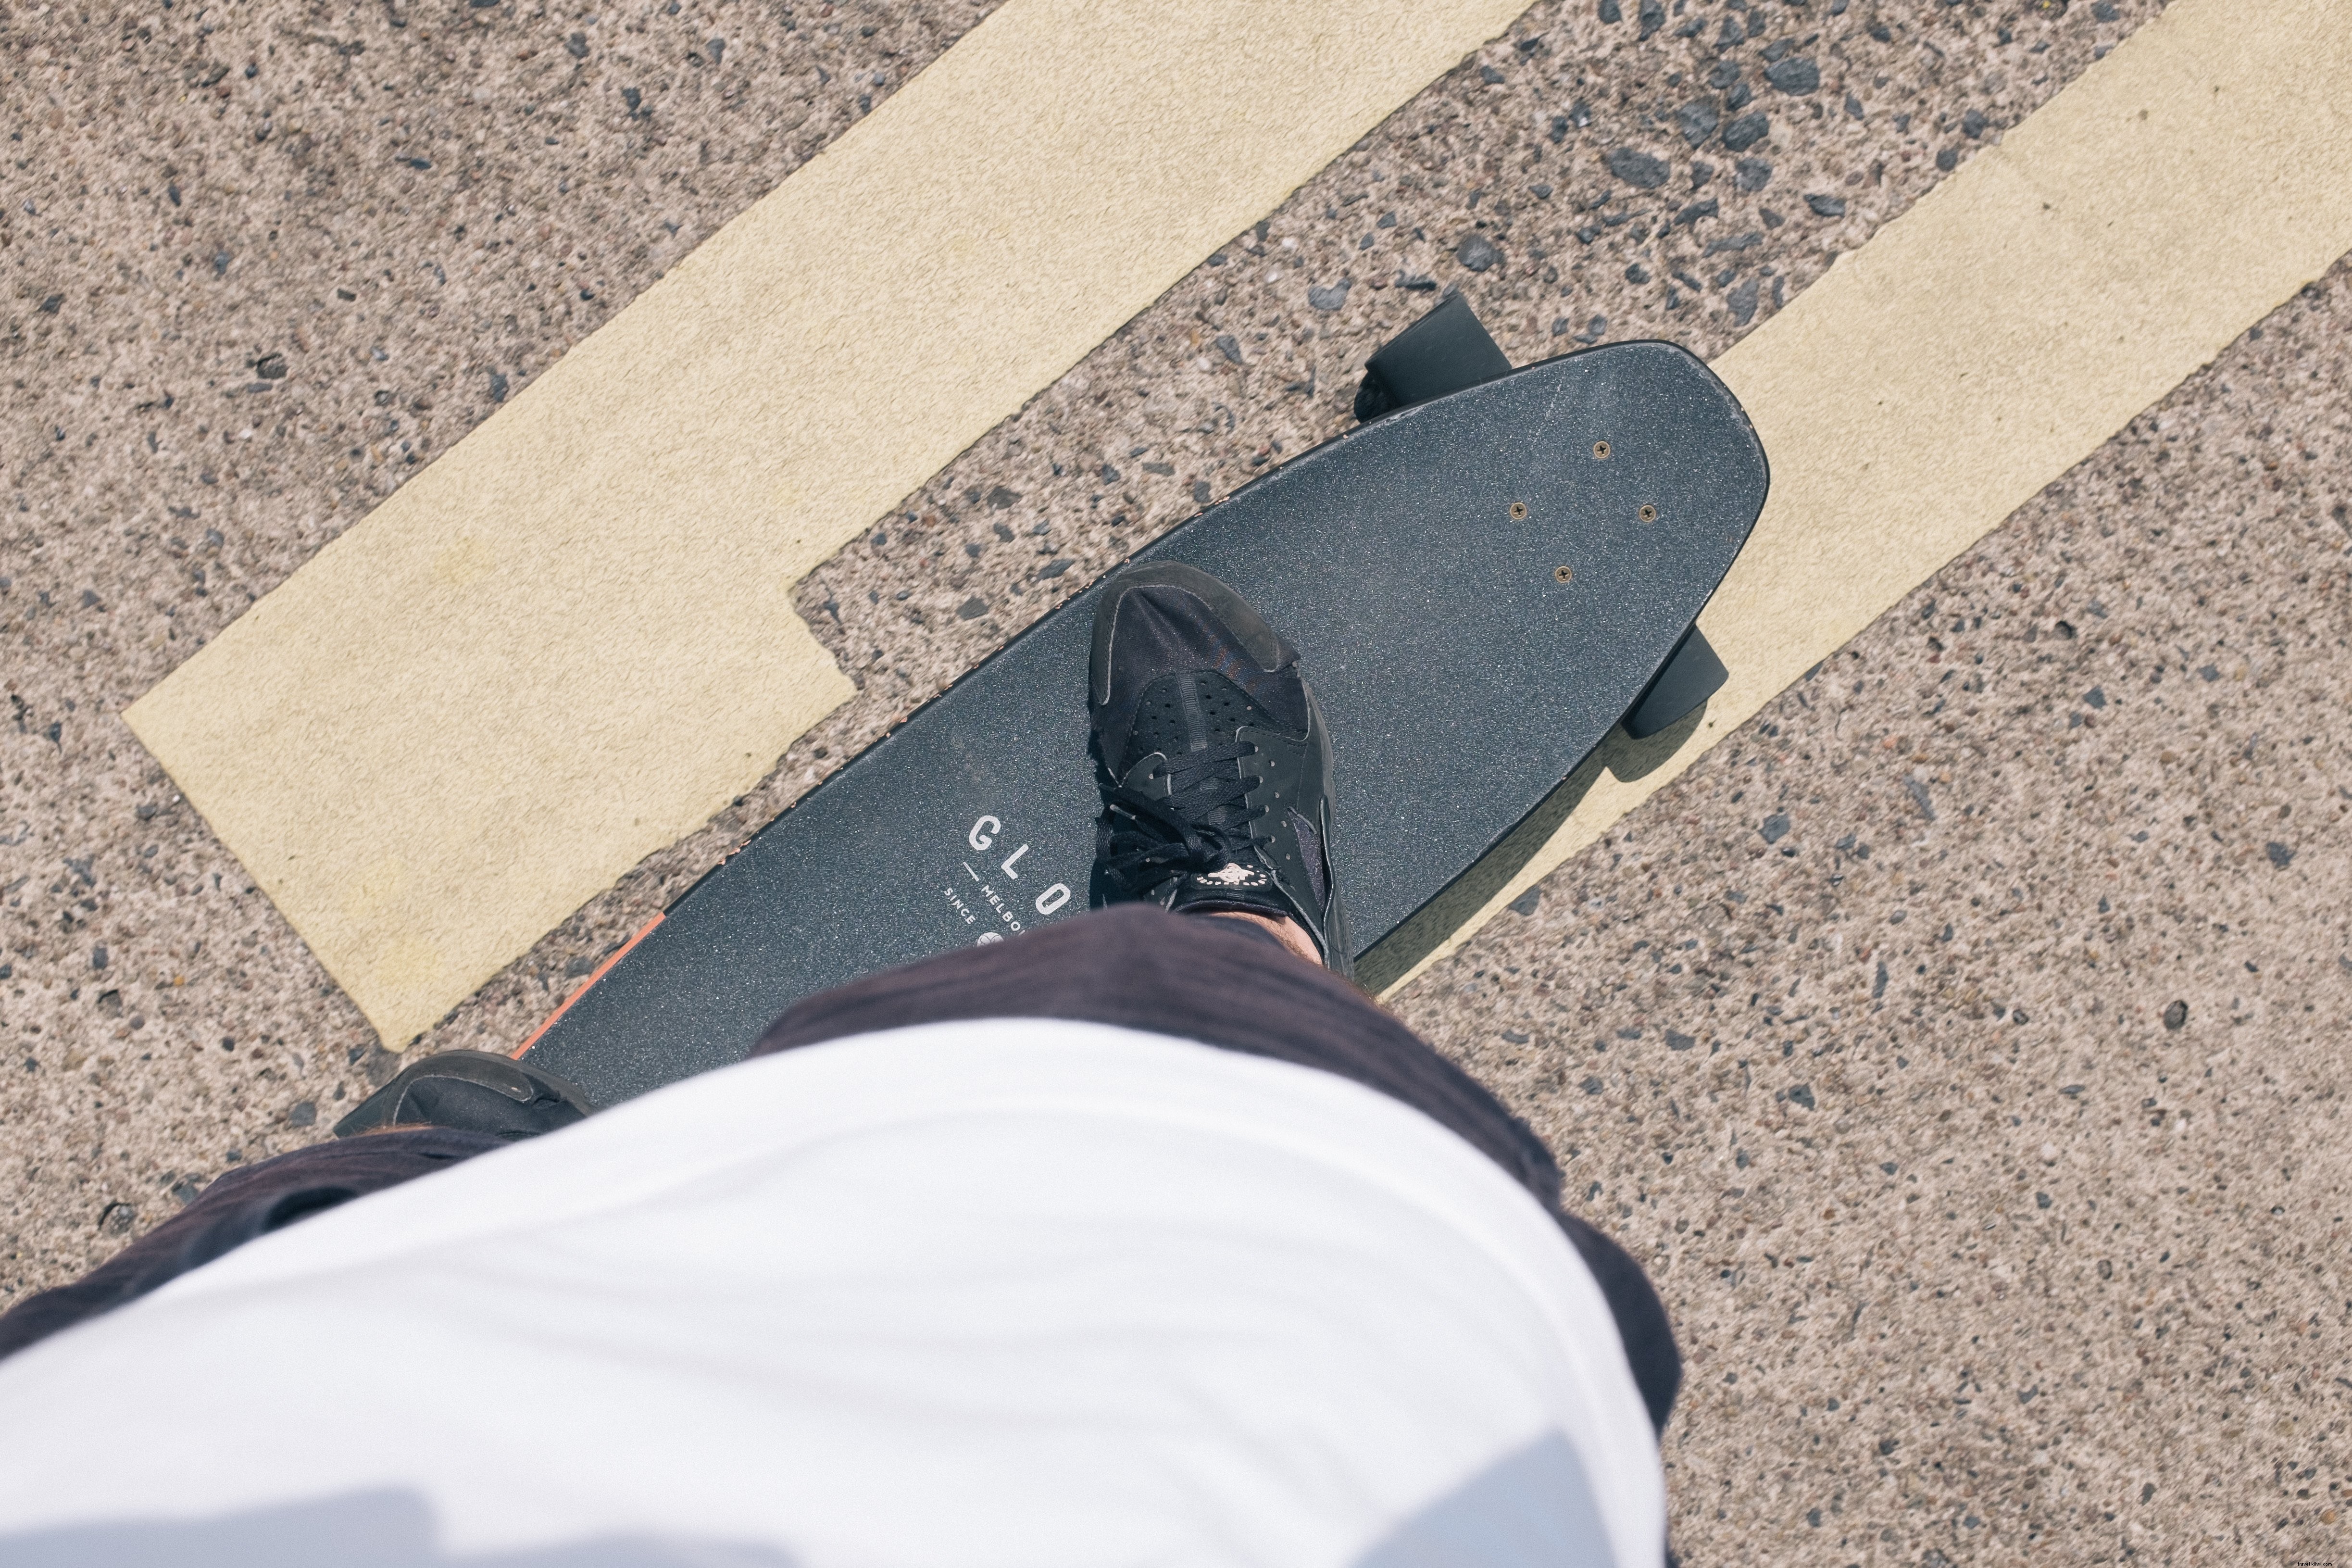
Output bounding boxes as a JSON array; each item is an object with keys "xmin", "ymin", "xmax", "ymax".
[{"xmin": 1099, "ymin": 740, "xmax": 1265, "ymax": 891}]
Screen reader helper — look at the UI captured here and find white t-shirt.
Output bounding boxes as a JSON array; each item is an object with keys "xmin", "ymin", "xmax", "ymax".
[{"xmin": 0, "ymin": 1021, "xmax": 1662, "ymax": 1567}]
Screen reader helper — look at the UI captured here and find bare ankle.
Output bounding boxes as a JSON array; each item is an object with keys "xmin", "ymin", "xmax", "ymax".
[{"xmin": 1202, "ymin": 909, "xmax": 1323, "ymax": 967}]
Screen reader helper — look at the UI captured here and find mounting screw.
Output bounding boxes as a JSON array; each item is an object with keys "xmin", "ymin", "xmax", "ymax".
[
  {"xmin": 1509, "ymin": 501, "xmax": 1528, "ymax": 521},
  {"xmin": 1553, "ymin": 564, "xmax": 1574, "ymax": 583},
  {"xmin": 1592, "ymin": 440, "xmax": 1612, "ymax": 460},
  {"xmin": 1638, "ymin": 503, "xmax": 1659, "ymax": 523}
]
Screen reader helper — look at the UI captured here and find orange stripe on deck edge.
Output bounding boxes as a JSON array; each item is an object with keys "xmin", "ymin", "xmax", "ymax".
[{"xmin": 512, "ymin": 914, "xmax": 666, "ymax": 1060}]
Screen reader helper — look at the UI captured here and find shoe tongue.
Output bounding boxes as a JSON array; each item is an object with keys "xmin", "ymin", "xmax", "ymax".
[
  {"xmin": 1128, "ymin": 670, "xmax": 1268, "ymax": 768},
  {"xmin": 1103, "ymin": 587, "xmax": 1307, "ymax": 764}
]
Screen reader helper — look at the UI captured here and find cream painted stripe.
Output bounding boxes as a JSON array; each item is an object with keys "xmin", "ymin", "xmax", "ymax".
[
  {"xmin": 1383, "ymin": 0, "xmax": 2352, "ymax": 995},
  {"xmin": 124, "ymin": 0, "xmax": 1531, "ymax": 1046}
]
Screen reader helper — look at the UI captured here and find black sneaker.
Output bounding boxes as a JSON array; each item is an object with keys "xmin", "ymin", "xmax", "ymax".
[
  {"xmin": 1088, "ymin": 562, "xmax": 1352, "ymax": 974},
  {"xmin": 332, "ymin": 1051, "xmax": 596, "ymax": 1141}
]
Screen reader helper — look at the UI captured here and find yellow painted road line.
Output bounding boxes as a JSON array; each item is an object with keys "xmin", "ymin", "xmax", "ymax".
[
  {"xmin": 1381, "ymin": 0, "xmax": 2352, "ymax": 994},
  {"xmin": 125, "ymin": 0, "xmax": 1532, "ymax": 1046}
]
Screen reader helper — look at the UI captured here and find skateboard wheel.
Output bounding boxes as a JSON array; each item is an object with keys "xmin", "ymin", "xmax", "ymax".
[
  {"xmin": 1553, "ymin": 564, "xmax": 1574, "ymax": 583},
  {"xmin": 1352, "ymin": 292, "xmax": 1511, "ymax": 421},
  {"xmin": 1592, "ymin": 440, "xmax": 1612, "ymax": 460},
  {"xmin": 1639, "ymin": 504, "xmax": 1659, "ymax": 523},
  {"xmin": 1509, "ymin": 501, "xmax": 1528, "ymax": 520}
]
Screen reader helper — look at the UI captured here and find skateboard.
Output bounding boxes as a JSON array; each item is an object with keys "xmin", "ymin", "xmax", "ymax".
[{"xmin": 518, "ymin": 295, "xmax": 1769, "ymax": 1107}]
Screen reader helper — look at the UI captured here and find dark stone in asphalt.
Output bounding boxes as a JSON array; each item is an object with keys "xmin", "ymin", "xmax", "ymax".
[
  {"xmin": 2163, "ymin": 1000, "xmax": 2188, "ymax": 1031},
  {"xmin": 957, "ymin": 598, "xmax": 988, "ymax": 619},
  {"xmin": 1963, "ymin": 108, "xmax": 1989, "ymax": 139},
  {"xmin": 1453, "ymin": 235, "xmax": 1501, "ymax": 272},
  {"xmin": 1678, "ymin": 100, "xmax": 1720, "ymax": 146},
  {"xmin": 1806, "ymin": 194, "xmax": 1847, "ymax": 217},
  {"xmin": 1625, "ymin": 263, "xmax": 1650, "ymax": 283},
  {"xmin": 1787, "ymin": 1084, "xmax": 1816, "ymax": 1109},
  {"xmin": 1708, "ymin": 60, "xmax": 1741, "ymax": 90},
  {"xmin": 1735, "ymin": 157, "xmax": 1774, "ymax": 192},
  {"xmin": 1308, "ymin": 276, "xmax": 1355, "ymax": 307},
  {"xmin": 2266, "ymin": 841, "xmax": 2295, "ymax": 869},
  {"xmin": 1673, "ymin": 197, "xmax": 1719, "ymax": 229},
  {"xmin": 1765, "ymin": 57, "xmax": 1821, "ymax": 94},
  {"xmin": 1638, "ymin": 0, "xmax": 1663, "ymax": 39},
  {"xmin": 1722, "ymin": 112, "xmax": 1770, "ymax": 151},
  {"xmin": 1727, "ymin": 276, "xmax": 1760, "ymax": 325},
  {"xmin": 1509, "ymin": 886, "xmax": 1542, "ymax": 916},
  {"xmin": 1214, "ymin": 334, "xmax": 1241, "ymax": 364},
  {"xmin": 1937, "ymin": 147, "xmax": 1960, "ymax": 172},
  {"xmin": 985, "ymin": 485, "xmax": 1020, "ymax": 509},
  {"xmin": 1605, "ymin": 148, "xmax": 1671, "ymax": 189},
  {"xmin": 2084, "ymin": 687, "xmax": 2107, "ymax": 708},
  {"xmin": 1760, "ymin": 811, "xmax": 1791, "ymax": 844}
]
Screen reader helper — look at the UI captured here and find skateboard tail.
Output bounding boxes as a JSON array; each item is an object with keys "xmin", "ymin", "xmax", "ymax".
[{"xmin": 510, "ymin": 912, "xmax": 665, "ymax": 1060}]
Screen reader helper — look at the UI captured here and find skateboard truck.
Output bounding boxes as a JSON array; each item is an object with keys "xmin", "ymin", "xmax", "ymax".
[{"xmin": 1351, "ymin": 292, "xmax": 1731, "ymax": 740}]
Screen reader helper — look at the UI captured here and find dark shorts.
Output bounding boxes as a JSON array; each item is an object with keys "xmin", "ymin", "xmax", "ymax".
[{"xmin": 0, "ymin": 906, "xmax": 1678, "ymax": 1430}]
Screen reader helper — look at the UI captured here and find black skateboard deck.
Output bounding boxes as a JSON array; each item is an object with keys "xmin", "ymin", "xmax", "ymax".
[{"xmin": 521, "ymin": 298, "xmax": 1768, "ymax": 1106}]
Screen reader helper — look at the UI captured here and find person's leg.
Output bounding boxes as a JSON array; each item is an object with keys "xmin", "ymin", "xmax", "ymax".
[
  {"xmin": 0, "ymin": 1128, "xmax": 499, "ymax": 1362},
  {"xmin": 756, "ymin": 903, "xmax": 1683, "ymax": 1434},
  {"xmin": 0, "ymin": 1053, "xmax": 594, "ymax": 1363}
]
